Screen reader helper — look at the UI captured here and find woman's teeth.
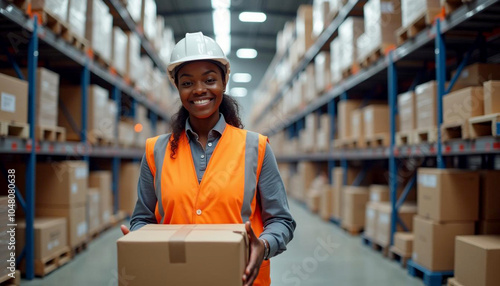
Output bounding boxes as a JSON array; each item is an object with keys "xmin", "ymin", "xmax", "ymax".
[{"xmin": 193, "ymin": 99, "xmax": 210, "ymax": 105}]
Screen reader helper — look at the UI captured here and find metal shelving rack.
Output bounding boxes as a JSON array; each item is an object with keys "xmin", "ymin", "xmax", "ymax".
[
  {"xmin": 256, "ymin": 0, "xmax": 500, "ymax": 261},
  {"xmin": 0, "ymin": 0, "xmax": 170, "ymax": 279}
]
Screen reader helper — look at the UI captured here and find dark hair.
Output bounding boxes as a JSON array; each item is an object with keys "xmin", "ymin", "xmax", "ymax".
[{"xmin": 169, "ymin": 94, "xmax": 243, "ymax": 159}]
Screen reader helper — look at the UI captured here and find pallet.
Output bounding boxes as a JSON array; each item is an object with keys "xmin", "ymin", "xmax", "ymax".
[
  {"xmin": 359, "ymin": 43, "xmax": 395, "ymax": 69},
  {"xmin": 35, "ymin": 125, "xmax": 66, "ymax": 142},
  {"xmin": 441, "ymin": 0, "xmax": 472, "ymax": 15},
  {"xmin": 365, "ymin": 133, "xmax": 390, "ymax": 148},
  {"xmin": 33, "ymin": 246, "xmax": 71, "ymax": 277},
  {"xmin": 0, "ymin": 121, "xmax": 29, "ymax": 139},
  {"xmin": 70, "ymin": 241, "xmax": 88, "ymax": 258},
  {"xmin": 447, "ymin": 277, "xmax": 464, "ymax": 286},
  {"xmin": 396, "ymin": 8, "xmax": 442, "ymax": 45},
  {"xmin": 361, "ymin": 235, "xmax": 389, "ymax": 256},
  {"xmin": 388, "ymin": 246, "xmax": 411, "ymax": 268},
  {"xmin": 414, "ymin": 127, "xmax": 438, "ymax": 144},
  {"xmin": 396, "ymin": 131, "xmax": 414, "ymax": 146},
  {"xmin": 407, "ymin": 260, "xmax": 454, "ymax": 286},
  {"xmin": 441, "ymin": 121, "xmax": 469, "ymax": 142},
  {"xmin": 341, "ymin": 224, "xmax": 363, "ymax": 236},
  {"xmin": 468, "ymin": 113, "xmax": 500, "ymax": 138},
  {"xmin": 0, "ymin": 270, "xmax": 20, "ymax": 285},
  {"xmin": 341, "ymin": 63, "xmax": 360, "ymax": 79}
]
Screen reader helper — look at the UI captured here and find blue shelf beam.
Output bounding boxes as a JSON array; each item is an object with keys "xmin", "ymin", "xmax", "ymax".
[
  {"xmin": 435, "ymin": 19, "xmax": 446, "ymax": 169},
  {"xmin": 388, "ymin": 51, "xmax": 399, "ymax": 246}
]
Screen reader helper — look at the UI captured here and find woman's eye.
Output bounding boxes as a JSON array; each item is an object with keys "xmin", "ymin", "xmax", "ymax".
[
  {"xmin": 181, "ymin": 81, "xmax": 192, "ymax": 87},
  {"xmin": 206, "ymin": 78, "xmax": 216, "ymax": 84}
]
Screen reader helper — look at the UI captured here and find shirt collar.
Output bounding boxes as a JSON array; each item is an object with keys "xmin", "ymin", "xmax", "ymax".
[{"xmin": 185, "ymin": 113, "xmax": 227, "ymax": 142}]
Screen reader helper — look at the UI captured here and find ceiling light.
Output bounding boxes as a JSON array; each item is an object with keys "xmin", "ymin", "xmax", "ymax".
[
  {"xmin": 236, "ymin": 48, "xmax": 257, "ymax": 59},
  {"xmin": 213, "ymin": 9, "xmax": 230, "ymax": 36},
  {"xmin": 232, "ymin": 73, "xmax": 252, "ymax": 83},
  {"xmin": 239, "ymin": 12, "xmax": 267, "ymax": 23},
  {"xmin": 216, "ymin": 35, "xmax": 231, "ymax": 55},
  {"xmin": 231, "ymin": 87, "xmax": 248, "ymax": 97},
  {"xmin": 211, "ymin": 0, "xmax": 230, "ymax": 9}
]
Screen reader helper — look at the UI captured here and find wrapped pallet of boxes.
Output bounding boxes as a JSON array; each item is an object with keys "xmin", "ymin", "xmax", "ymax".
[
  {"xmin": 331, "ymin": 167, "xmax": 359, "ymax": 220},
  {"xmin": 483, "ymin": 80, "xmax": 500, "ymax": 115},
  {"xmin": 477, "ymin": 171, "xmax": 500, "ymax": 235},
  {"xmin": 117, "ymin": 224, "xmax": 249, "ymax": 286},
  {"xmin": 126, "ymin": 32, "xmax": 141, "ymax": 83},
  {"xmin": 415, "ymin": 81, "xmax": 440, "ymax": 140},
  {"xmin": 315, "ymin": 51, "xmax": 331, "ymax": 94},
  {"xmin": 338, "ymin": 17, "xmax": 364, "ymax": 73},
  {"xmin": 112, "ymin": 27, "xmax": 128, "ymax": 77},
  {"xmin": 397, "ymin": 91, "xmax": 416, "ymax": 132},
  {"xmin": 0, "ymin": 73, "xmax": 28, "ymax": 125},
  {"xmin": 293, "ymin": 162, "xmax": 317, "ymax": 201},
  {"xmin": 127, "ymin": 0, "xmax": 142, "ymax": 23},
  {"xmin": 141, "ymin": 0, "xmax": 157, "ymax": 41},
  {"xmin": 0, "ymin": 197, "xmax": 10, "ymax": 278},
  {"xmin": 312, "ymin": 0, "xmax": 330, "ymax": 38},
  {"xmin": 320, "ymin": 184, "xmax": 334, "ymax": 221},
  {"xmin": 119, "ymin": 162, "xmax": 140, "ymax": 215},
  {"xmin": 454, "ymin": 236, "xmax": 500, "ymax": 286},
  {"xmin": 86, "ymin": 0, "xmax": 112, "ymax": 63},
  {"xmin": 365, "ymin": 202, "xmax": 380, "ymax": 240},
  {"xmin": 338, "ymin": 100, "xmax": 363, "ymax": 140},
  {"xmin": 67, "ymin": 0, "xmax": 87, "ymax": 39},
  {"xmin": 394, "ymin": 232, "xmax": 414, "ymax": 258},
  {"xmin": 375, "ymin": 202, "xmax": 417, "ymax": 247},
  {"xmin": 307, "ymin": 174, "xmax": 328, "ymax": 213},
  {"xmin": 400, "ymin": 0, "xmax": 441, "ymax": 29},
  {"xmin": 31, "ymin": 0, "xmax": 68, "ymax": 23},
  {"xmin": 330, "ymin": 38, "xmax": 342, "ymax": 84},
  {"xmin": 58, "ymin": 85, "xmax": 109, "ymax": 144},
  {"xmin": 118, "ymin": 119, "xmax": 135, "ymax": 147},
  {"xmin": 363, "ymin": 104, "xmax": 390, "ymax": 145},
  {"xmin": 454, "ymin": 63, "xmax": 500, "ymax": 86},
  {"xmin": 296, "ymin": 5, "xmax": 314, "ymax": 59},
  {"xmin": 89, "ymin": 171, "xmax": 113, "ymax": 228},
  {"xmin": 342, "ymin": 186, "xmax": 370, "ymax": 232},
  {"xmin": 16, "ymin": 218, "xmax": 69, "ymax": 275},
  {"xmin": 35, "ymin": 161, "xmax": 89, "ymax": 248},
  {"xmin": 87, "ymin": 188, "xmax": 100, "ymax": 236}
]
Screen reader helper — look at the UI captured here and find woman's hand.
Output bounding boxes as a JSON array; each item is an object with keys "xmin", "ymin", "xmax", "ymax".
[
  {"xmin": 242, "ymin": 221, "xmax": 265, "ymax": 286},
  {"xmin": 120, "ymin": 225, "xmax": 130, "ymax": 235}
]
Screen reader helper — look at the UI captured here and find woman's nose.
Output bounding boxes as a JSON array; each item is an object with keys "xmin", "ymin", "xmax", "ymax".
[{"xmin": 193, "ymin": 81, "xmax": 207, "ymax": 95}]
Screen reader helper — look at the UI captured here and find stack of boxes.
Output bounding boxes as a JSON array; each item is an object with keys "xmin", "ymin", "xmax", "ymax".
[
  {"xmin": 68, "ymin": 0, "xmax": 88, "ymax": 40},
  {"xmin": 337, "ymin": 100, "xmax": 363, "ymax": 144},
  {"xmin": 397, "ymin": 91, "xmax": 416, "ymax": 142},
  {"xmin": 0, "ymin": 73, "xmax": 28, "ymax": 130},
  {"xmin": 363, "ymin": 104, "xmax": 390, "ymax": 145},
  {"xmin": 338, "ymin": 17, "xmax": 364, "ymax": 75},
  {"xmin": 86, "ymin": 0, "xmax": 112, "ymax": 63},
  {"xmin": 477, "ymin": 171, "xmax": 500, "ymax": 234},
  {"xmin": 119, "ymin": 162, "xmax": 141, "ymax": 216},
  {"xmin": 342, "ymin": 186, "xmax": 370, "ymax": 232},
  {"xmin": 140, "ymin": 0, "xmax": 157, "ymax": 42},
  {"xmin": 134, "ymin": 104, "xmax": 153, "ymax": 148},
  {"xmin": 312, "ymin": 0, "xmax": 330, "ymax": 39},
  {"xmin": 112, "ymin": 27, "xmax": 128, "ymax": 77},
  {"xmin": 331, "ymin": 167, "xmax": 359, "ymax": 221},
  {"xmin": 400, "ymin": 0, "xmax": 441, "ymax": 32},
  {"xmin": 295, "ymin": 5, "xmax": 314, "ymax": 61},
  {"xmin": 89, "ymin": 171, "xmax": 114, "ymax": 229}
]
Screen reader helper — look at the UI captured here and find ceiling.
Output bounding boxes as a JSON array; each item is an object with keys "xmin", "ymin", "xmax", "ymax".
[{"xmin": 156, "ymin": 0, "xmax": 312, "ymax": 124}]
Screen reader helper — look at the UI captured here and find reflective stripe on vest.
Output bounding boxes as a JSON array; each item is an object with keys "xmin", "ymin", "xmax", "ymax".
[{"xmin": 144, "ymin": 125, "xmax": 270, "ymax": 286}]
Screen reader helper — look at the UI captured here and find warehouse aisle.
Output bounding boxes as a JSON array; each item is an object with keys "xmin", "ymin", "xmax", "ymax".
[{"xmin": 22, "ymin": 199, "xmax": 423, "ymax": 286}]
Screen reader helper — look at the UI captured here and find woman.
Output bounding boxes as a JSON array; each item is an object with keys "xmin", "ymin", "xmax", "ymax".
[{"xmin": 121, "ymin": 32, "xmax": 296, "ymax": 286}]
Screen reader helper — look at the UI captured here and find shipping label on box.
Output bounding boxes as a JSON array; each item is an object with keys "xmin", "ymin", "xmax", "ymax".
[{"xmin": 0, "ymin": 73, "xmax": 28, "ymax": 123}]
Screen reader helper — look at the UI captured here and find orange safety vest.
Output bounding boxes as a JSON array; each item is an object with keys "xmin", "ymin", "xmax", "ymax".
[{"xmin": 145, "ymin": 124, "xmax": 271, "ymax": 286}]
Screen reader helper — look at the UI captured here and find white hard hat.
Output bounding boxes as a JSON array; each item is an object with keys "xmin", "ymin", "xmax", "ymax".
[{"xmin": 167, "ymin": 32, "xmax": 230, "ymax": 86}]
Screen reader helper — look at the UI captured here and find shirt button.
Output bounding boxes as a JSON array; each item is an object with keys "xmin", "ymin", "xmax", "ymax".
[
  {"xmin": 208, "ymin": 142, "xmax": 212, "ymax": 147},
  {"xmin": 201, "ymin": 154, "xmax": 205, "ymax": 159},
  {"xmin": 196, "ymin": 209, "xmax": 202, "ymax": 215}
]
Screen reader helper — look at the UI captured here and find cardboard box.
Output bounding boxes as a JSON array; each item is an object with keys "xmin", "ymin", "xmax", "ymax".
[
  {"xmin": 35, "ymin": 68, "xmax": 59, "ymax": 127},
  {"xmin": 316, "ymin": 113, "xmax": 331, "ymax": 152},
  {"xmin": 330, "ymin": 38, "xmax": 342, "ymax": 84},
  {"xmin": 58, "ymin": 85, "xmax": 109, "ymax": 142},
  {"xmin": 119, "ymin": 162, "xmax": 140, "ymax": 215},
  {"xmin": 338, "ymin": 100, "xmax": 363, "ymax": 140},
  {"xmin": 320, "ymin": 185, "xmax": 334, "ymax": 220},
  {"xmin": 483, "ymin": 80, "xmax": 500, "ymax": 115},
  {"xmin": 89, "ymin": 171, "xmax": 113, "ymax": 225},
  {"xmin": 0, "ymin": 73, "xmax": 28, "ymax": 123},
  {"xmin": 141, "ymin": 0, "xmax": 157, "ymax": 41},
  {"xmin": 478, "ymin": 221, "xmax": 500, "ymax": 235},
  {"xmin": 443, "ymin": 87, "xmax": 484, "ymax": 123},
  {"xmin": 338, "ymin": 17, "xmax": 364, "ymax": 71},
  {"xmin": 332, "ymin": 167, "xmax": 358, "ymax": 219},
  {"xmin": 296, "ymin": 5, "xmax": 314, "ymax": 58},
  {"xmin": 415, "ymin": 81, "xmax": 438, "ymax": 129},
  {"xmin": 394, "ymin": 232, "xmax": 414, "ymax": 256},
  {"xmin": 413, "ymin": 216, "xmax": 475, "ymax": 271},
  {"xmin": 455, "ymin": 235, "xmax": 500, "ymax": 286},
  {"xmin": 118, "ymin": 120, "xmax": 135, "ymax": 146},
  {"xmin": 126, "ymin": 0, "xmax": 141, "ymax": 23},
  {"xmin": 126, "ymin": 32, "xmax": 141, "ymax": 82},
  {"xmin": 363, "ymin": 104, "xmax": 390, "ymax": 138},
  {"xmin": 67, "ymin": 0, "xmax": 87, "ymax": 39},
  {"xmin": 401, "ymin": 0, "xmax": 441, "ymax": 28},
  {"xmin": 36, "ymin": 205, "xmax": 88, "ymax": 247},
  {"xmin": 295, "ymin": 162, "xmax": 318, "ymax": 201},
  {"xmin": 117, "ymin": 224, "xmax": 249, "ymax": 286},
  {"xmin": 315, "ymin": 51, "xmax": 331, "ymax": 93},
  {"xmin": 454, "ymin": 63, "xmax": 500, "ymax": 86},
  {"xmin": 342, "ymin": 186, "xmax": 370, "ymax": 229},
  {"xmin": 313, "ymin": 0, "xmax": 330, "ymax": 37},
  {"xmin": 417, "ymin": 168, "xmax": 479, "ymax": 222},
  {"xmin": 112, "ymin": 27, "xmax": 128, "ymax": 76},
  {"xmin": 87, "ymin": 188, "xmax": 100, "ymax": 234},
  {"xmin": 351, "ymin": 109, "xmax": 364, "ymax": 142},
  {"xmin": 369, "ymin": 185, "xmax": 390, "ymax": 202},
  {"xmin": 480, "ymin": 171, "xmax": 500, "ymax": 220},
  {"xmin": 398, "ymin": 91, "xmax": 416, "ymax": 132},
  {"xmin": 365, "ymin": 202, "xmax": 380, "ymax": 239},
  {"xmin": 36, "ymin": 161, "xmax": 88, "ymax": 207},
  {"xmin": 85, "ymin": 0, "xmax": 112, "ymax": 63},
  {"xmin": 16, "ymin": 217, "xmax": 67, "ymax": 261},
  {"xmin": 32, "ymin": 0, "xmax": 68, "ymax": 22},
  {"xmin": 103, "ymin": 99, "xmax": 118, "ymax": 143},
  {"xmin": 376, "ymin": 203, "xmax": 417, "ymax": 246},
  {"xmin": 362, "ymin": 0, "xmax": 401, "ymax": 56}
]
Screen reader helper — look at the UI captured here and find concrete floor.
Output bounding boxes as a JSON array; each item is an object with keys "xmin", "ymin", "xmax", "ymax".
[{"xmin": 22, "ymin": 200, "xmax": 423, "ymax": 286}]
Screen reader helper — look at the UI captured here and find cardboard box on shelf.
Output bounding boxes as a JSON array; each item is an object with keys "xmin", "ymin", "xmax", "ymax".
[
  {"xmin": 330, "ymin": 38, "xmax": 342, "ymax": 84},
  {"xmin": 350, "ymin": 109, "xmax": 364, "ymax": 142},
  {"xmin": 36, "ymin": 205, "xmax": 88, "ymax": 248},
  {"xmin": 342, "ymin": 186, "xmax": 370, "ymax": 229},
  {"xmin": 315, "ymin": 51, "xmax": 331, "ymax": 94},
  {"xmin": 86, "ymin": 0, "xmax": 112, "ymax": 63},
  {"xmin": 443, "ymin": 87, "xmax": 484, "ymax": 123},
  {"xmin": 369, "ymin": 185, "xmax": 390, "ymax": 202},
  {"xmin": 117, "ymin": 224, "xmax": 249, "ymax": 286},
  {"xmin": 455, "ymin": 235, "xmax": 500, "ymax": 286},
  {"xmin": 363, "ymin": 104, "xmax": 390, "ymax": 139},
  {"xmin": 118, "ymin": 120, "xmax": 135, "ymax": 147},
  {"xmin": 316, "ymin": 114, "xmax": 332, "ymax": 152},
  {"xmin": 67, "ymin": 0, "xmax": 87, "ymax": 39},
  {"xmin": 477, "ymin": 221, "xmax": 500, "ymax": 235},
  {"xmin": 483, "ymin": 80, "xmax": 500, "ymax": 115},
  {"xmin": 320, "ymin": 185, "xmax": 334, "ymax": 221},
  {"xmin": 58, "ymin": 85, "xmax": 109, "ymax": 143},
  {"xmin": 126, "ymin": 32, "xmax": 141, "ymax": 82},
  {"xmin": 0, "ymin": 73, "xmax": 28, "ymax": 123},
  {"xmin": 394, "ymin": 232, "xmax": 414, "ymax": 256},
  {"xmin": 112, "ymin": 27, "xmax": 128, "ymax": 76},
  {"xmin": 338, "ymin": 17, "xmax": 364, "ymax": 71},
  {"xmin": 141, "ymin": 0, "xmax": 157, "ymax": 41},
  {"xmin": 313, "ymin": 0, "xmax": 330, "ymax": 38},
  {"xmin": 126, "ymin": 0, "xmax": 141, "ymax": 23},
  {"xmin": 119, "ymin": 162, "xmax": 140, "ymax": 215},
  {"xmin": 413, "ymin": 216, "xmax": 475, "ymax": 271},
  {"xmin": 376, "ymin": 203, "xmax": 417, "ymax": 246},
  {"xmin": 102, "ymin": 99, "xmax": 117, "ymax": 143},
  {"xmin": 454, "ymin": 63, "xmax": 500, "ymax": 86},
  {"xmin": 296, "ymin": 5, "xmax": 314, "ymax": 58},
  {"xmin": 332, "ymin": 167, "xmax": 359, "ymax": 219},
  {"xmin": 417, "ymin": 168, "xmax": 479, "ymax": 222},
  {"xmin": 362, "ymin": 0, "xmax": 401, "ymax": 59},
  {"xmin": 398, "ymin": 91, "xmax": 416, "ymax": 132},
  {"xmin": 89, "ymin": 171, "xmax": 113, "ymax": 226},
  {"xmin": 415, "ymin": 81, "xmax": 438, "ymax": 129},
  {"xmin": 36, "ymin": 161, "xmax": 88, "ymax": 207},
  {"xmin": 303, "ymin": 113, "xmax": 318, "ymax": 153},
  {"xmin": 338, "ymin": 100, "xmax": 363, "ymax": 140},
  {"xmin": 295, "ymin": 162, "xmax": 319, "ymax": 201},
  {"xmin": 35, "ymin": 68, "xmax": 59, "ymax": 127},
  {"xmin": 87, "ymin": 188, "xmax": 100, "ymax": 234},
  {"xmin": 401, "ymin": 0, "xmax": 441, "ymax": 28},
  {"xmin": 365, "ymin": 202, "xmax": 380, "ymax": 240},
  {"xmin": 16, "ymin": 217, "xmax": 67, "ymax": 261},
  {"xmin": 32, "ymin": 0, "xmax": 68, "ymax": 22},
  {"xmin": 307, "ymin": 175, "xmax": 328, "ymax": 213},
  {"xmin": 480, "ymin": 171, "xmax": 500, "ymax": 221}
]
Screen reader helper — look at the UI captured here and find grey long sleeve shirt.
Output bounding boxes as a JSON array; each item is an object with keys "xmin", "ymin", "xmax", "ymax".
[{"xmin": 130, "ymin": 114, "xmax": 296, "ymax": 259}]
